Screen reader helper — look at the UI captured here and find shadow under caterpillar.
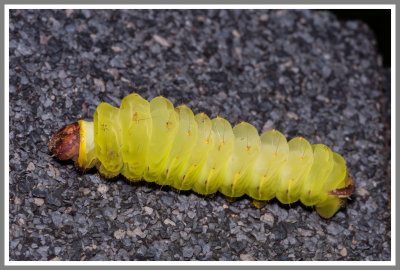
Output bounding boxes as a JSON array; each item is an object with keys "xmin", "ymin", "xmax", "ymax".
[{"xmin": 49, "ymin": 93, "xmax": 354, "ymax": 218}]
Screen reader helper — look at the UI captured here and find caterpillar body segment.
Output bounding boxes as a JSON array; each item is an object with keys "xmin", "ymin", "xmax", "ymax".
[
  {"xmin": 144, "ymin": 96, "xmax": 178, "ymax": 183},
  {"xmin": 94, "ymin": 102, "xmax": 123, "ymax": 178},
  {"xmin": 172, "ymin": 113, "xmax": 213, "ymax": 191},
  {"xmin": 119, "ymin": 93, "xmax": 152, "ymax": 181},
  {"xmin": 49, "ymin": 93, "xmax": 354, "ymax": 218},
  {"xmin": 219, "ymin": 122, "xmax": 261, "ymax": 198},
  {"xmin": 246, "ymin": 129, "xmax": 289, "ymax": 202}
]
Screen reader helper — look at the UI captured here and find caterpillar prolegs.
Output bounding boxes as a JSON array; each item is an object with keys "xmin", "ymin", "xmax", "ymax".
[{"xmin": 49, "ymin": 93, "xmax": 354, "ymax": 219}]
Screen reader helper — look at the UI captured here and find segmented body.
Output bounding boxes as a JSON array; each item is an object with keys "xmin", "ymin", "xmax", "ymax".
[{"xmin": 52, "ymin": 93, "xmax": 354, "ymax": 218}]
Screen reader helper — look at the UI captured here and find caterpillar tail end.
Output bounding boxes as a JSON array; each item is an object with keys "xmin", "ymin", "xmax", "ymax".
[
  {"xmin": 328, "ymin": 173, "xmax": 354, "ymax": 198},
  {"xmin": 316, "ymin": 173, "xmax": 354, "ymax": 219},
  {"xmin": 49, "ymin": 122, "xmax": 80, "ymax": 161}
]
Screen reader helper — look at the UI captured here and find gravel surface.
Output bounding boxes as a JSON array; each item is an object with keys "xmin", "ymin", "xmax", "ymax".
[{"xmin": 9, "ymin": 9, "xmax": 390, "ymax": 261}]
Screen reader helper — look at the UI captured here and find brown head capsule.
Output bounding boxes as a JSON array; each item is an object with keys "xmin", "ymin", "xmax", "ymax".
[{"xmin": 49, "ymin": 122, "xmax": 80, "ymax": 161}]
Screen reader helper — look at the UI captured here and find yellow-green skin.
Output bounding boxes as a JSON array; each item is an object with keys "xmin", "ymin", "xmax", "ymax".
[{"xmin": 77, "ymin": 93, "xmax": 350, "ymax": 219}]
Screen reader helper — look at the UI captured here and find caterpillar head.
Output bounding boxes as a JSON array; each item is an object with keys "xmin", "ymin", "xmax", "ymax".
[{"xmin": 49, "ymin": 122, "xmax": 80, "ymax": 161}]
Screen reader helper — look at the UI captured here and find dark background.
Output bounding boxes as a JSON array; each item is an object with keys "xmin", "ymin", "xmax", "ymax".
[{"xmin": 329, "ymin": 9, "xmax": 391, "ymax": 67}]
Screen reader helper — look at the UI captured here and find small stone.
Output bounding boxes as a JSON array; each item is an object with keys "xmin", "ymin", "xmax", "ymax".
[
  {"xmin": 260, "ymin": 213, "xmax": 274, "ymax": 225},
  {"xmin": 97, "ymin": 184, "xmax": 109, "ymax": 194},
  {"xmin": 111, "ymin": 46, "xmax": 123, "ymax": 53},
  {"xmin": 34, "ymin": 198, "xmax": 44, "ymax": 206},
  {"xmin": 106, "ymin": 68, "xmax": 119, "ymax": 80},
  {"xmin": 356, "ymin": 187, "xmax": 370, "ymax": 197},
  {"xmin": 47, "ymin": 163, "xmax": 60, "ymax": 179},
  {"xmin": 340, "ymin": 247, "xmax": 348, "ymax": 257},
  {"xmin": 127, "ymin": 227, "xmax": 143, "ymax": 238},
  {"xmin": 16, "ymin": 42, "xmax": 33, "ymax": 56},
  {"xmin": 17, "ymin": 218, "xmax": 25, "ymax": 226},
  {"xmin": 240, "ymin": 254, "xmax": 255, "ymax": 261},
  {"xmin": 298, "ymin": 228, "xmax": 313, "ymax": 237},
  {"xmin": 164, "ymin": 218, "xmax": 176, "ymax": 226},
  {"xmin": 120, "ymin": 77, "xmax": 130, "ymax": 83},
  {"xmin": 322, "ymin": 66, "xmax": 332, "ymax": 78},
  {"xmin": 51, "ymin": 212, "xmax": 63, "ymax": 227},
  {"xmin": 114, "ymin": 229, "xmax": 126, "ymax": 239},
  {"xmin": 143, "ymin": 206, "xmax": 153, "ymax": 215},
  {"xmin": 40, "ymin": 35, "xmax": 51, "ymax": 45},
  {"xmin": 232, "ymin": 29, "xmax": 241, "ymax": 39},
  {"xmin": 83, "ymin": 188, "xmax": 91, "ymax": 196},
  {"xmin": 65, "ymin": 9, "xmax": 73, "ymax": 16},
  {"xmin": 54, "ymin": 246, "xmax": 62, "ymax": 255},
  {"xmin": 26, "ymin": 162, "xmax": 35, "ymax": 171},
  {"xmin": 182, "ymin": 246, "xmax": 194, "ymax": 258},
  {"xmin": 93, "ymin": 78, "xmax": 105, "ymax": 92},
  {"xmin": 110, "ymin": 56, "xmax": 126, "ymax": 68},
  {"xmin": 153, "ymin": 34, "xmax": 171, "ymax": 47},
  {"xmin": 218, "ymin": 91, "xmax": 228, "ymax": 99},
  {"xmin": 58, "ymin": 70, "xmax": 67, "ymax": 79},
  {"xmin": 187, "ymin": 211, "xmax": 196, "ymax": 219},
  {"xmin": 47, "ymin": 193, "xmax": 61, "ymax": 207},
  {"xmin": 259, "ymin": 14, "xmax": 269, "ymax": 21},
  {"xmin": 103, "ymin": 207, "xmax": 117, "ymax": 220},
  {"xmin": 262, "ymin": 120, "xmax": 274, "ymax": 133},
  {"xmin": 286, "ymin": 112, "xmax": 299, "ymax": 120},
  {"xmin": 14, "ymin": 197, "xmax": 22, "ymax": 205}
]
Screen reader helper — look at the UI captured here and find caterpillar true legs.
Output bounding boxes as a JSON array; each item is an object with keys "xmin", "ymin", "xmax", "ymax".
[{"xmin": 49, "ymin": 93, "xmax": 354, "ymax": 219}]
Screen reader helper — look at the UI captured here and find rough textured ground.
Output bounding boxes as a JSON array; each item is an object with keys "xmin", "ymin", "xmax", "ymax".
[{"xmin": 9, "ymin": 9, "xmax": 390, "ymax": 261}]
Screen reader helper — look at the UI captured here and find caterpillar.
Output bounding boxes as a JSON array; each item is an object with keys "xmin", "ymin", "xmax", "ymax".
[{"xmin": 49, "ymin": 93, "xmax": 354, "ymax": 219}]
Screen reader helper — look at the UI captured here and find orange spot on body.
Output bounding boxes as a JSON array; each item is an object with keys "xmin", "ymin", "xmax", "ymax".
[
  {"xmin": 273, "ymin": 152, "xmax": 278, "ymax": 157},
  {"xmin": 217, "ymin": 116, "xmax": 221, "ymax": 119},
  {"xmin": 147, "ymin": 166, "xmax": 150, "ymax": 171},
  {"xmin": 220, "ymin": 142, "xmax": 225, "ymax": 146},
  {"xmin": 245, "ymin": 146, "xmax": 250, "ymax": 151},
  {"xmin": 186, "ymin": 131, "xmax": 191, "ymax": 136},
  {"xmin": 300, "ymin": 157, "xmax": 304, "ymax": 161},
  {"xmin": 132, "ymin": 112, "xmax": 139, "ymax": 123},
  {"xmin": 205, "ymin": 140, "xmax": 209, "ymax": 144},
  {"xmin": 193, "ymin": 163, "xmax": 197, "ymax": 167},
  {"xmin": 263, "ymin": 174, "xmax": 267, "ymax": 178}
]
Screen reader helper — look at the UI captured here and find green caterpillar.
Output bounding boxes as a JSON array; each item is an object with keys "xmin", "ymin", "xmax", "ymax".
[{"xmin": 49, "ymin": 93, "xmax": 354, "ymax": 218}]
